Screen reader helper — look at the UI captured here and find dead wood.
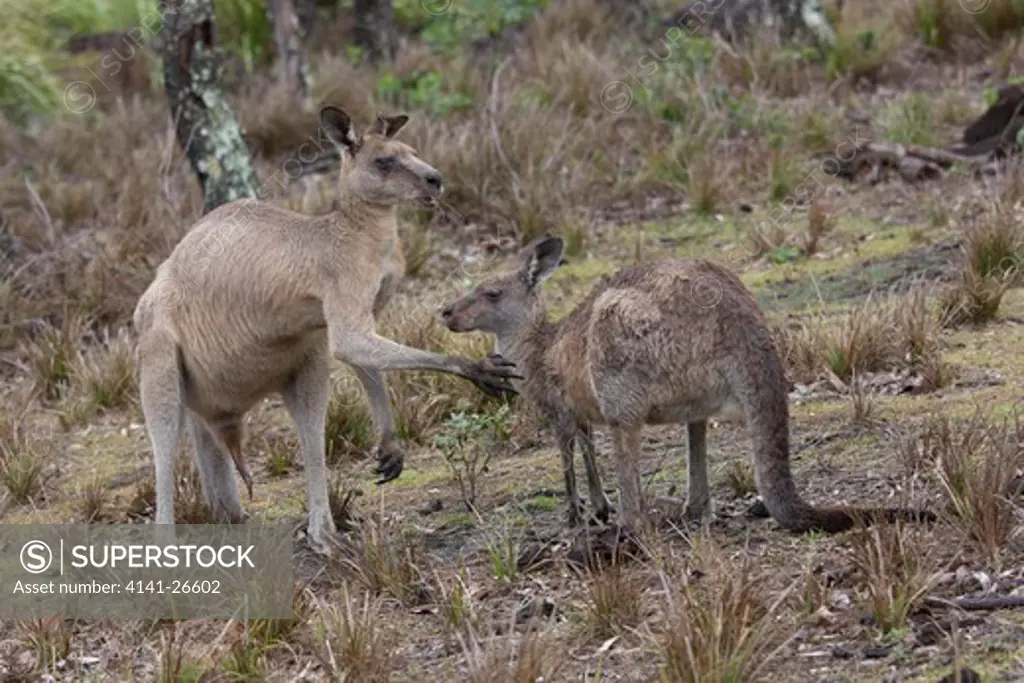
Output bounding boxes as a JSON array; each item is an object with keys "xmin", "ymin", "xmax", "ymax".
[{"xmin": 926, "ymin": 595, "xmax": 1024, "ymax": 611}]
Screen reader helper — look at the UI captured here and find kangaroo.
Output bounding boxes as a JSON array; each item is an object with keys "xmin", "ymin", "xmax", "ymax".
[
  {"xmin": 133, "ymin": 107, "xmax": 520, "ymax": 553},
  {"xmin": 440, "ymin": 236, "xmax": 935, "ymax": 534}
]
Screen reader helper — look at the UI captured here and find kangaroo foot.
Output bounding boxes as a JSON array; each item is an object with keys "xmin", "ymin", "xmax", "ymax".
[
  {"xmin": 566, "ymin": 523, "xmax": 643, "ymax": 571},
  {"xmin": 372, "ymin": 439, "xmax": 406, "ymax": 484}
]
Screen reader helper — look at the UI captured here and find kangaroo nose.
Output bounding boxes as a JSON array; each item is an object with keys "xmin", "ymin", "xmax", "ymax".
[
  {"xmin": 440, "ymin": 304, "xmax": 453, "ymax": 319},
  {"xmin": 425, "ymin": 172, "xmax": 442, "ymax": 191}
]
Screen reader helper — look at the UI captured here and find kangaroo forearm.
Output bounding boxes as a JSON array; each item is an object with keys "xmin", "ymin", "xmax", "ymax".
[
  {"xmin": 351, "ymin": 365, "xmax": 397, "ymax": 441},
  {"xmin": 334, "ymin": 333, "xmax": 464, "ymax": 376}
]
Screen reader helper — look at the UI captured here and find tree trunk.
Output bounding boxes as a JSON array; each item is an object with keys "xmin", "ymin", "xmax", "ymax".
[
  {"xmin": 295, "ymin": 0, "xmax": 318, "ymax": 37},
  {"xmin": 268, "ymin": 0, "xmax": 312, "ymax": 107},
  {"xmin": 160, "ymin": 0, "xmax": 259, "ymax": 214},
  {"xmin": 353, "ymin": 0, "xmax": 398, "ymax": 63}
]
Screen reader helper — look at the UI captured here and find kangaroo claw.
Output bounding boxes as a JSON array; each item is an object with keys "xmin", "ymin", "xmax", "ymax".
[{"xmin": 466, "ymin": 353, "xmax": 523, "ymax": 397}]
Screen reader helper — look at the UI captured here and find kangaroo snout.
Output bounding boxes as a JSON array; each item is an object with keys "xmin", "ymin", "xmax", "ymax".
[
  {"xmin": 440, "ymin": 299, "xmax": 475, "ymax": 332},
  {"xmin": 424, "ymin": 171, "xmax": 442, "ymax": 193},
  {"xmin": 439, "ymin": 302, "xmax": 460, "ymax": 330}
]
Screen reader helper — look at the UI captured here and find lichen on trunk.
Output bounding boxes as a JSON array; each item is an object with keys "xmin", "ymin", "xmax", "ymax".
[{"xmin": 160, "ymin": 0, "xmax": 259, "ymax": 214}]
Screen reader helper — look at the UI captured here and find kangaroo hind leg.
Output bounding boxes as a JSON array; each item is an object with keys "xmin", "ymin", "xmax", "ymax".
[
  {"xmin": 187, "ymin": 413, "xmax": 246, "ymax": 523},
  {"xmin": 137, "ymin": 328, "xmax": 185, "ymax": 526}
]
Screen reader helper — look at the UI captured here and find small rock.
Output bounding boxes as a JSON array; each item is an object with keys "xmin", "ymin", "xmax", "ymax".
[
  {"xmin": 862, "ymin": 644, "xmax": 891, "ymax": 660},
  {"xmin": 936, "ymin": 666, "xmax": 982, "ymax": 683},
  {"xmin": 830, "ymin": 591, "xmax": 852, "ymax": 608},
  {"xmin": 418, "ymin": 499, "xmax": 443, "ymax": 516}
]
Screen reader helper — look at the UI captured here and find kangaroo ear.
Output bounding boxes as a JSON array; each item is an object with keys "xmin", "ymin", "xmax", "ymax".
[
  {"xmin": 524, "ymin": 236, "xmax": 564, "ymax": 288},
  {"xmin": 370, "ymin": 113, "xmax": 409, "ymax": 138},
  {"xmin": 320, "ymin": 106, "xmax": 361, "ymax": 154}
]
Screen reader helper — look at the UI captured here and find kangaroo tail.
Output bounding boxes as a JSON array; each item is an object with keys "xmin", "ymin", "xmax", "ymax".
[{"xmin": 724, "ymin": 322, "xmax": 936, "ymax": 534}]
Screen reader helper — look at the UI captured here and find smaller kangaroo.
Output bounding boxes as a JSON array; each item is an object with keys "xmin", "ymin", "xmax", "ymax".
[
  {"xmin": 440, "ymin": 236, "xmax": 935, "ymax": 534},
  {"xmin": 133, "ymin": 107, "xmax": 519, "ymax": 553}
]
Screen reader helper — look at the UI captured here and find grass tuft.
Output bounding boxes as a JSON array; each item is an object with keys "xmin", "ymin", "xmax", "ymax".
[
  {"xmin": 926, "ymin": 410, "xmax": 1024, "ymax": 562},
  {"xmin": 459, "ymin": 622, "xmax": 563, "ymax": 683},
  {"xmin": 310, "ymin": 582, "xmax": 400, "ymax": 682},
  {"xmin": 582, "ymin": 561, "xmax": 645, "ymax": 639},
  {"xmin": 654, "ymin": 540, "xmax": 792, "ymax": 683},
  {"xmin": 343, "ymin": 513, "xmax": 429, "ymax": 606},
  {"xmin": 847, "ymin": 520, "xmax": 940, "ymax": 635}
]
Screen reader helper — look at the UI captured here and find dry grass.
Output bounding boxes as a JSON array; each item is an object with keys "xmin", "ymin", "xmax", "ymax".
[
  {"xmin": 0, "ymin": 405, "xmax": 46, "ymax": 506},
  {"xmin": 246, "ymin": 585, "xmax": 315, "ymax": 649},
  {"xmin": 309, "ymin": 583, "xmax": 401, "ymax": 683},
  {"xmin": 897, "ymin": 408, "xmax": 1024, "ymax": 563},
  {"xmin": 800, "ymin": 197, "xmax": 838, "ymax": 257},
  {"xmin": 15, "ymin": 619, "xmax": 73, "ymax": 675},
  {"xmin": 653, "ymin": 541, "xmax": 793, "ymax": 683},
  {"xmin": 847, "ymin": 520, "xmax": 941, "ymax": 634},
  {"xmin": 435, "ymin": 567, "xmax": 480, "ymax": 637},
  {"xmin": 257, "ymin": 429, "xmax": 296, "ymax": 478},
  {"xmin": 774, "ymin": 288, "xmax": 947, "ymax": 385},
  {"xmin": 481, "ymin": 516, "xmax": 521, "ymax": 583},
  {"xmin": 62, "ymin": 326, "xmax": 136, "ymax": 426},
  {"xmin": 342, "ymin": 512, "xmax": 430, "ymax": 606},
  {"xmin": 581, "ymin": 561, "xmax": 646, "ymax": 639},
  {"xmin": 927, "ymin": 411, "xmax": 1024, "ymax": 563},
  {"xmin": 458, "ymin": 623, "xmax": 564, "ymax": 683},
  {"xmin": 20, "ymin": 315, "xmax": 83, "ymax": 403},
  {"xmin": 173, "ymin": 457, "xmax": 216, "ymax": 525},
  {"xmin": 941, "ymin": 203, "xmax": 1023, "ymax": 327},
  {"xmin": 378, "ymin": 304, "xmax": 499, "ymax": 444},
  {"xmin": 123, "ymin": 456, "xmax": 214, "ymax": 524},
  {"xmin": 847, "ymin": 373, "xmax": 877, "ymax": 424},
  {"xmin": 76, "ymin": 475, "xmax": 111, "ymax": 523},
  {"xmin": 324, "ymin": 371, "xmax": 374, "ymax": 464},
  {"xmin": 156, "ymin": 624, "xmax": 207, "ymax": 683},
  {"xmin": 723, "ymin": 459, "xmax": 757, "ymax": 498}
]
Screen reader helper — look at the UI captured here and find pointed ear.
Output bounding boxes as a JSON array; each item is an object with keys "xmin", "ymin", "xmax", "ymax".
[
  {"xmin": 320, "ymin": 106, "xmax": 361, "ymax": 154},
  {"xmin": 370, "ymin": 113, "xmax": 409, "ymax": 138},
  {"xmin": 523, "ymin": 236, "xmax": 564, "ymax": 288}
]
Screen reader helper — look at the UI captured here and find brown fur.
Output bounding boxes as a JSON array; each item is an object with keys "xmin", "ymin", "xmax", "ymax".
[
  {"xmin": 441, "ymin": 237, "xmax": 935, "ymax": 534},
  {"xmin": 134, "ymin": 108, "xmax": 519, "ymax": 553}
]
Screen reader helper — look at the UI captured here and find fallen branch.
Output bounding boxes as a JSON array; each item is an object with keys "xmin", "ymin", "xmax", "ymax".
[{"xmin": 926, "ymin": 595, "xmax": 1024, "ymax": 611}]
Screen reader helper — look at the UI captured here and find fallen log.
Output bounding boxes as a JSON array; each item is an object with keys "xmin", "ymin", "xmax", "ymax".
[{"xmin": 833, "ymin": 142, "xmax": 988, "ymax": 182}]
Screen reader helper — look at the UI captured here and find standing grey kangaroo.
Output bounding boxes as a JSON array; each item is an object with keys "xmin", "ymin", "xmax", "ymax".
[
  {"xmin": 133, "ymin": 107, "xmax": 519, "ymax": 553},
  {"xmin": 441, "ymin": 236, "xmax": 934, "ymax": 534}
]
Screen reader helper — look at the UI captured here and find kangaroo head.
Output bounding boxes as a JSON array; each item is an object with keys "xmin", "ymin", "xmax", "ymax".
[
  {"xmin": 320, "ymin": 106, "xmax": 442, "ymax": 208},
  {"xmin": 441, "ymin": 236, "xmax": 564, "ymax": 338}
]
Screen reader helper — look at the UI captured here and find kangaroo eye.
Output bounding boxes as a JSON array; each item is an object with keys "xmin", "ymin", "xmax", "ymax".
[
  {"xmin": 484, "ymin": 290, "xmax": 502, "ymax": 302},
  {"xmin": 374, "ymin": 156, "xmax": 397, "ymax": 171}
]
